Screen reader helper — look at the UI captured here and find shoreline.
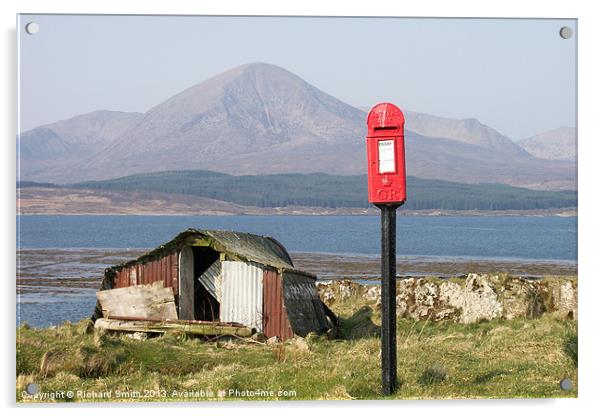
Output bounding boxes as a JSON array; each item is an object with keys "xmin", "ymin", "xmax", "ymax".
[
  {"xmin": 17, "ymin": 247, "xmax": 578, "ymax": 267},
  {"xmin": 16, "ymin": 209, "xmax": 577, "ymax": 217},
  {"xmin": 17, "ymin": 186, "xmax": 576, "ymax": 217},
  {"xmin": 17, "ymin": 248, "xmax": 577, "ymax": 327}
]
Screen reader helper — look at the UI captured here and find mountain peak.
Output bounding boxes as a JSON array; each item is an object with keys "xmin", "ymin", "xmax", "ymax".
[
  {"xmin": 63, "ymin": 62, "xmax": 366, "ymax": 182},
  {"xmin": 234, "ymin": 61, "xmax": 292, "ymax": 73},
  {"xmin": 518, "ymin": 127, "xmax": 576, "ymax": 161}
]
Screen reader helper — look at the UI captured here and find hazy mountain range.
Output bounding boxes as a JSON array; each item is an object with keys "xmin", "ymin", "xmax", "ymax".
[
  {"xmin": 18, "ymin": 63, "xmax": 576, "ymax": 190},
  {"xmin": 517, "ymin": 127, "xmax": 576, "ymax": 161}
]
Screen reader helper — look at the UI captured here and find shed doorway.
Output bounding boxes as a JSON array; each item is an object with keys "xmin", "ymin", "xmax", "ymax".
[{"xmin": 178, "ymin": 246, "xmax": 221, "ymax": 321}]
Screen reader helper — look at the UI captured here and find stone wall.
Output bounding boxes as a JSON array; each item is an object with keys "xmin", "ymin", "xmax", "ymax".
[{"xmin": 317, "ymin": 274, "xmax": 577, "ymax": 323}]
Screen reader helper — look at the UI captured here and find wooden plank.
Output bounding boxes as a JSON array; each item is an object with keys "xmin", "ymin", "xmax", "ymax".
[
  {"xmin": 94, "ymin": 318, "xmax": 253, "ymax": 337},
  {"xmin": 178, "ymin": 247, "xmax": 195, "ymax": 320},
  {"xmin": 96, "ymin": 281, "xmax": 178, "ymax": 320}
]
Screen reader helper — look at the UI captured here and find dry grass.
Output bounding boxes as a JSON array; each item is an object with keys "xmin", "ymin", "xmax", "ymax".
[{"xmin": 16, "ymin": 295, "xmax": 577, "ymax": 402}]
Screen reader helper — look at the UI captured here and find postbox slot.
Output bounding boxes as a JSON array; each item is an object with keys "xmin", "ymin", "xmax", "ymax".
[{"xmin": 373, "ymin": 126, "xmax": 398, "ymax": 131}]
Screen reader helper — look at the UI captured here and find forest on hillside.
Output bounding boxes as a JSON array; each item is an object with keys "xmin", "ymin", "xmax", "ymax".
[{"xmin": 19, "ymin": 171, "xmax": 577, "ymax": 211}]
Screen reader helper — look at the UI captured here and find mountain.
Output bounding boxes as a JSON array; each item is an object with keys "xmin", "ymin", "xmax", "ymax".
[
  {"xmin": 404, "ymin": 111, "xmax": 529, "ymax": 156},
  {"xmin": 19, "ymin": 63, "xmax": 575, "ymax": 190},
  {"xmin": 61, "ymin": 63, "xmax": 366, "ymax": 181},
  {"xmin": 517, "ymin": 127, "xmax": 577, "ymax": 161},
  {"xmin": 19, "ymin": 110, "xmax": 143, "ymax": 177}
]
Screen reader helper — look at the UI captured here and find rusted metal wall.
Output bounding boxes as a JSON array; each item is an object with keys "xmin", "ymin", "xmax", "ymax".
[
  {"xmin": 220, "ymin": 261, "xmax": 263, "ymax": 332},
  {"xmin": 262, "ymin": 269, "xmax": 294, "ymax": 340},
  {"xmin": 114, "ymin": 252, "xmax": 179, "ymax": 296},
  {"xmin": 282, "ymin": 270, "xmax": 329, "ymax": 337}
]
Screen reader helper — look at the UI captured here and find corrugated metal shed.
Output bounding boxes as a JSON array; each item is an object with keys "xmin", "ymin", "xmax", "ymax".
[
  {"xmin": 93, "ymin": 229, "xmax": 334, "ymax": 341},
  {"xmin": 220, "ymin": 261, "xmax": 263, "ymax": 331}
]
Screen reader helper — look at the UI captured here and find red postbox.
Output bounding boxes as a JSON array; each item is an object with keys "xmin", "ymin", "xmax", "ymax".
[{"xmin": 366, "ymin": 103, "xmax": 406, "ymax": 205}]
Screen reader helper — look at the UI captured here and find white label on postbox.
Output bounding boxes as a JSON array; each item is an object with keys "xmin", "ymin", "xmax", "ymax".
[{"xmin": 378, "ymin": 140, "xmax": 395, "ymax": 173}]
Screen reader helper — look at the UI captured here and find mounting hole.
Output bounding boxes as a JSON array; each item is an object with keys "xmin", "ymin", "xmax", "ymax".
[
  {"xmin": 25, "ymin": 383, "xmax": 39, "ymax": 395},
  {"xmin": 25, "ymin": 22, "xmax": 39, "ymax": 35},
  {"xmin": 559, "ymin": 378, "xmax": 573, "ymax": 391},
  {"xmin": 559, "ymin": 26, "xmax": 572, "ymax": 39}
]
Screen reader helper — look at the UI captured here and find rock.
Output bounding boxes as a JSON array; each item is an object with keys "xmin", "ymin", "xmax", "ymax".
[
  {"xmin": 433, "ymin": 307, "xmax": 460, "ymax": 321},
  {"xmin": 499, "ymin": 277, "xmax": 544, "ymax": 320},
  {"xmin": 318, "ymin": 279, "xmax": 366, "ymax": 304},
  {"xmin": 364, "ymin": 286, "xmax": 381, "ymax": 302},
  {"xmin": 460, "ymin": 274, "xmax": 503, "ymax": 323},
  {"xmin": 289, "ymin": 337, "xmax": 310, "ymax": 352},
  {"xmin": 125, "ymin": 331, "xmax": 148, "ymax": 341},
  {"xmin": 437, "ymin": 274, "xmax": 504, "ymax": 323},
  {"xmin": 266, "ymin": 336, "xmax": 280, "ymax": 345},
  {"xmin": 395, "ymin": 297, "xmax": 407, "ymax": 316},
  {"xmin": 252, "ymin": 332, "xmax": 268, "ymax": 343},
  {"xmin": 321, "ymin": 288, "xmax": 336, "ymax": 305},
  {"xmin": 337, "ymin": 280, "xmax": 355, "ymax": 300},
  {"xmin": 541, "ymin": 279, "xmax": 578, "ymax": 319},
  {"xmin": 396, "ymin": 278, "xmax": 461, "ymax": 322},
  {"xmin": 317, "ymin": 274, "xmax": 577, "ymax": 323},
  {"xmin": 413, "ymin": 281, "xmax": 440, "ymax": 319}
]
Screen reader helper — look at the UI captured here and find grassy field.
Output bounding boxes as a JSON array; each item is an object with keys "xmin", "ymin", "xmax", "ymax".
[{"xmin": 16, "ymin": 294, "xmax": 578, "ymax": 402}]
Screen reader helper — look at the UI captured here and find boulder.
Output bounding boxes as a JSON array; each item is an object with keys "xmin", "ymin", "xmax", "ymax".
[
  {"xmin": 364, "ymin": 286, "xmax": 381, "ymax": 301},
  {"xmin": 498, "ymin": 276, "xmax": 544, "ymax": 320},
  {"xmin": 540, "ymin": 279, "xmax": 578, "ymax": 319},
  {"xmin": 252, "ymin": 332, "xmax": 268, "ymax": 343},
  {"xmin": 266, "ymin": 336, "xmax": 280, "ymax": 345}
]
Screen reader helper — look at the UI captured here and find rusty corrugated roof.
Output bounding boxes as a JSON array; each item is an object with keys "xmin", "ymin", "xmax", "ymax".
[
  {"xmin": 202, "ymin": 229, "xmax": 294, "ymax": 269},
  {"xmin": 106, "ymin": 229, "xmax": 294, "ymax": 274}
]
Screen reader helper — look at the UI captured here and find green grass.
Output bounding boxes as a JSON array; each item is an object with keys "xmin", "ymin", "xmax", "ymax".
[{"xmin": 16, "ymin": 299, "xmax": 577, "ymax": 402}]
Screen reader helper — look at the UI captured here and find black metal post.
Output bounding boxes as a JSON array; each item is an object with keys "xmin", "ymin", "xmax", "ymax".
[{"xmin": 380, "ymin": 204, "xmax": 399, "ymax": 395}]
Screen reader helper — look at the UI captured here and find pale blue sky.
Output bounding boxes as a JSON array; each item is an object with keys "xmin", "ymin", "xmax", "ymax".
[{"xmin": 18, "ymin": 15, "xmax": 576, "ymax": 140}]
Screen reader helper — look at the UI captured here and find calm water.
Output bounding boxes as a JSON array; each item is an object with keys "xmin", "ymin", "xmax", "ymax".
[
  {"xmin": 16, "ymin": 215, "xmax": 577, "ymax": 327},
  {"xmin": 17, "ymin": 215, "xmax": 577, "ymax": 261}
]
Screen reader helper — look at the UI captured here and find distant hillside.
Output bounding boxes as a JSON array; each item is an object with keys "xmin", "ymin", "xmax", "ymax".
[
  {"xmin": 19, "ymin": 110, "xmax": 143, "ymax": 177},
  {"xmin": 66, "ymin": 170, "xmax": 576, "ymax": 211},
  {"xmin": 518, "ymin": 127, "xmax": 577, "ymax": 161},
  {"xmin": 403, "ymin": 111, "xmax": 528, "ymax": 156},
  {"xmin": 19, "ymin": 63, "xmax": 575, "ymax": 191}
]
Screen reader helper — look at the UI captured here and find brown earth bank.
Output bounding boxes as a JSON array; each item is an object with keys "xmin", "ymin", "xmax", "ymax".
[{"xmin": 17, "ymin": 187, "xmax": 576, "ymax": 216}]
